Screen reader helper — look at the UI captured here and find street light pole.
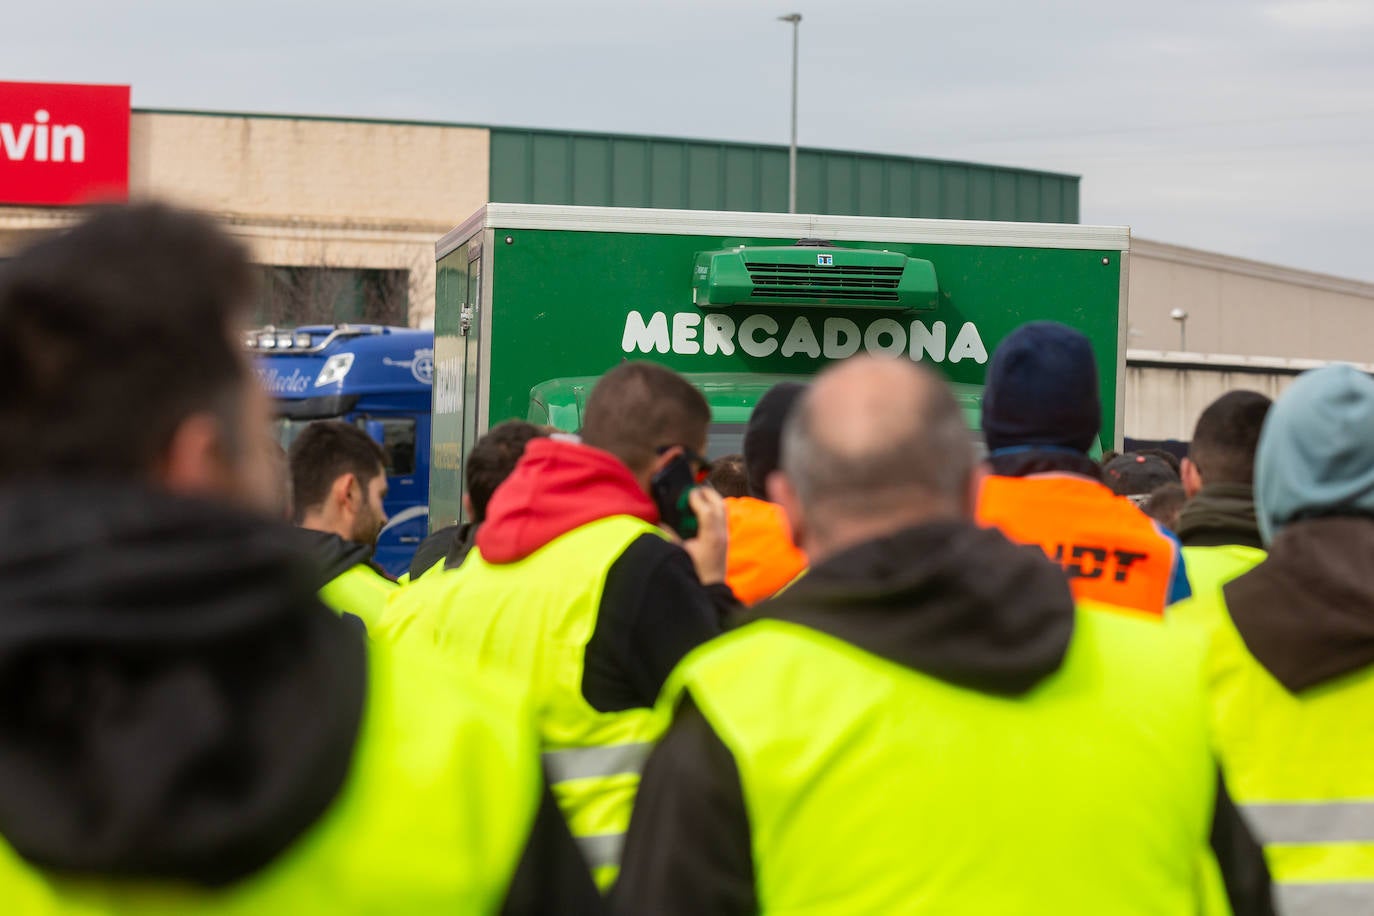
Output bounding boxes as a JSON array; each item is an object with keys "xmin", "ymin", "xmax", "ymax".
[
  {"xmin": 778, "ymin": 13, "xmax": 802, "ymax": 213},
  {"xmin": 1170, "ymin": 308, "xmax": 1189, "ymax": 352}
]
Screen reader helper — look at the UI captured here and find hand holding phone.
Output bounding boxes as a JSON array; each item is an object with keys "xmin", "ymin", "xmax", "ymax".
[
  {"xmin": 682, "ymin": 486, "xmax": 728, "ymax": 586},
  {"xmin": 651, "ymin": 451, "xmax": 728, "ymax": 585}
]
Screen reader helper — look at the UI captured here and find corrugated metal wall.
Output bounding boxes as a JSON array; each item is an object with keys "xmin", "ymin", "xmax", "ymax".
[{"xmin": 489, "ymin": 129, "xmax": 1078, "ymax": 223}]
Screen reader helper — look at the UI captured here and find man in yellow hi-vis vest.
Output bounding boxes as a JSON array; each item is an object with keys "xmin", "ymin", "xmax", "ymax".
[
  {"xmin": 1175, "ymin": 364, "xmax": 1374, "ymax": 915},
  {"xmin": 0, "ymin": 205, "xmax": 598, "ymax": 915},
  {"xmin": 1177, "ymin": 390, "xmax": 1273, "ymax": 598},
  {"xmin": 616, "ymin": 356, "xmax": 1271, "ymax": 916},
  {"xmin": 403, "ymin": 419, "xmax": 549, "ymax": 583},
  {"xmin": 289, "ymin": 420, "xmax": 397, "ymax": 629},
  {"xmin": 382, "ymin": 361, "xmax": 737, "ymax": 889}
]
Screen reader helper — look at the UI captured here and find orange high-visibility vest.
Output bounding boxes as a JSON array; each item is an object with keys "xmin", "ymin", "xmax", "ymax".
[
  {"xmin": 976, "ymin": 475, "xmax": 1177, "ymax": 616},
  {"xmin": 724, "ymin": 497, "xmax": 808, "ymax": 606}
]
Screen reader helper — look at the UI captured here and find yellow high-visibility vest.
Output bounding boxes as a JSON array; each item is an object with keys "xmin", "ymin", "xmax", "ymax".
[
  {"xmin": 1180, "ymin": 544, "xmax": 1265, "ymax": 603},
  {"xmin": 318, "ymin": 563, "xmax": 395, "ymax": 631},
  {"xmin": 663, "ymin": 605, "xmax": 1224, "ymax": 914},
  {"xmin": 1175, "ymin": 578, "xmax": 1374, "ymax": 915},
  {"xmin": 0, "ymin": 643, "xmax": 542, "ymax": 914},
  {"xmin": 380, "ymin": 514, "xmax": 668, "ymax": 889}
]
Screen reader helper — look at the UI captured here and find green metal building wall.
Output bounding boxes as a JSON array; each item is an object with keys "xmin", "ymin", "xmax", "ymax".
[{"xmin": 489, "ymin": 128, "xmax": 1078, "ymax": 223}]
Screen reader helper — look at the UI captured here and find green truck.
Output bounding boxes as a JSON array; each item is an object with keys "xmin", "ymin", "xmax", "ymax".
[{"xmin": 431, "ymin": 204, "xmax": 1128, "ymax": 528}]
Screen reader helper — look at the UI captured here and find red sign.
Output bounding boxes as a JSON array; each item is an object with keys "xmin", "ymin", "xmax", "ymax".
[{"xmin": 0, "ymin": 81, "xmax": 130, "ymax": 206}]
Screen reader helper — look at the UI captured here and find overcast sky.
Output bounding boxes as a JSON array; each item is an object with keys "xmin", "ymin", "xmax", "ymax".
[{"xmin": 8, "ymin": 0, "xmax": 1374, "ymax": 280}]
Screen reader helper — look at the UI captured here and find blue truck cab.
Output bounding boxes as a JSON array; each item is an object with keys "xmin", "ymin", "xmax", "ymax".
[{"xmin": 248, "ymin": 325, "xmax": 434, "ymax": 577}]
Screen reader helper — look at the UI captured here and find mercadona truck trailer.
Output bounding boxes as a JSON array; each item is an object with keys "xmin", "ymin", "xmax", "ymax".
[
  {"xmin": 247, "ymin": 324, "xmax": 434, "ymax": 577},
  {"xmin": 430, "ymin": 204, "xmax": 1128, "ymax": 530}
]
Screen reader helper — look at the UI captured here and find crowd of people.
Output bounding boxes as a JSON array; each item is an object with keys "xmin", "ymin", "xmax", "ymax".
[{"xmin": 0, "ymin": 202, "xmax": 1368, "ymax": 913}]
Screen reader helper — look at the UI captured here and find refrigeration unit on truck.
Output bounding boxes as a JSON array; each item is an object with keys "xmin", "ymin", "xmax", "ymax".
[
  {"xmin": 247, "ymin": 324, "xmax": 434, "ymax": 577},
  {"xmin": 430, "ymin": 204, "xmax": 1128, "ymax": 529}
]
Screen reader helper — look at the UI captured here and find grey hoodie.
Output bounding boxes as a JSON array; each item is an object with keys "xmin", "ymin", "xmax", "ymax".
[
  {"xmin": 1256, "ymin": 363, "xmax": 1374, "ymax": 544},
  {"xmin": 1225, "ymin": 364, "xmax": 1374, "ymax": 692}
]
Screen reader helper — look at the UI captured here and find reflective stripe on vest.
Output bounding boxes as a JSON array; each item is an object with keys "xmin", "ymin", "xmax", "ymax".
[
  {"xmin": 664, "ymin": 607, "xmax": 1218, "ymax": 913},
  {"xmin": 1276, "ymin": 881, "xmax": 1374, "ymax": 915},
  {"xmin": 1241, "ymin": 801, "xmax": 1374, "ymax": 844},
  {"xmin": 1174, "ymin": 581, "xmax": 1374, "ymax": 908},
  {"xmin": 977, "ymin": 474, "xmax": 1178, "ymax": 615},
  {"xmin": 543, "ymin": 742, "xmax": 653, "ymax": 784},
  {"xmin": 379, "ymin": 514, "xmax": 668, "ymax": 890},
  {"xmin": 542, "ymin": 741, "xmax": 654, "ymax": 873},
  {"xmin": 573, "ymin": 833, "xmax": 627, "ymax": 875},
  {"xmin": 0, "ymin": 642, "xmax": 542, "ymax": 913}
]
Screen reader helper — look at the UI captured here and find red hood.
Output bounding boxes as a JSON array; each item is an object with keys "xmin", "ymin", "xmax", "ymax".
[{"xmin": 475, "ymin": 437, "xmax": 660, "ymax": 564}]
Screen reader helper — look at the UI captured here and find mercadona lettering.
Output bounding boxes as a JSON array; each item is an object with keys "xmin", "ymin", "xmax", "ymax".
[{"xmin": 620, "ymin": 311, "xmax": 988, "ymax": 365}]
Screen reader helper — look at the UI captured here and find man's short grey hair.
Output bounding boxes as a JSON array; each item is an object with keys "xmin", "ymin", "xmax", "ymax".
[{"xmin": 781, "ymin": 367, "xmax": 974, "ymax": 517}]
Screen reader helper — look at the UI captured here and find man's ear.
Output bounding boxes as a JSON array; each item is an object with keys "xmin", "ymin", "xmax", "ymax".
[
  {"xmin": 635, "ymin": 445, "xmax": 681, "ymax": 493},
  {"xmin": 1181, "ymin": 457, "xmax": 1203, "ymax": 499},
  {"xmin": 333, "ymin": 473, "xmax": 362, "ymax": 516},
  {"xmin": 158, "ymin": 411, "xmax": 233, "ymax": 499},
  {"xmin": 649, "ymin": 445, "xmax": 681, "ymax": 477},
  {"xmin": 766, "ymin": 470, "xmax": 806, "ymax": 551},
  {"xmin": 461, "ymin": 492, "xmax": 475, "ymax": 520}
]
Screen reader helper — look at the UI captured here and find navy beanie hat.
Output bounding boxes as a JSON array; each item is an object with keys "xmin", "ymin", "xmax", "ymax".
[
  {"xmin": 744, "ymin": 382, "xmax": 807, "ymax": 499},
  {"xmin": 981, "ymin": 322, "xmax": 1101, "ymax": 454}
]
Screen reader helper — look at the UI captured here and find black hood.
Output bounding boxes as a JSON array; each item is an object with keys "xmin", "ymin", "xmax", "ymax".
[
  {"xmin": 291, "ymin": 527, "xmax": 378, "ymax": 587},
  {"xmin": 443, "ymin": 522, "xmax": 481, "ymax": 571},
  {"xmin": 0, "ymin": 480, "xmax": 366, "ymax": 886},
  {"xmin": 405, "ymin": 521, "xmax": 478, "ymax": 582},
  {"xmin": 757, "ymin": 520, "xmax": 1075, "ymax": 695},
  {"xmin": 1224, "ymin": 517, "xmax": 1374, "ymax": 692},
  {"xmin": 1176, "ymin": 483, "xmax": 1263, "ymax": 550}
]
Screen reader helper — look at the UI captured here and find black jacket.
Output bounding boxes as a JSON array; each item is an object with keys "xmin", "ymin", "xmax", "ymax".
[
  {"xmin": 614, "ymin": 520, "xmax": 1272, "ymax": 916},
  {"xmin": 0, "ymin": 480, "xmax": 598, "ymax": 914},
  {"xmin": 585, "ymin": 533, "xmax": 739, "ymax": 712},
  {"xmin": 293, "ymin": 526, "xmax": 381, "ymax": 585}
]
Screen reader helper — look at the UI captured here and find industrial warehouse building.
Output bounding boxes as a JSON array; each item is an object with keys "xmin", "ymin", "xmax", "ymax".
[{"xmin": 3, "ymin": 102, "xmax": 1372, "ymax": 438}]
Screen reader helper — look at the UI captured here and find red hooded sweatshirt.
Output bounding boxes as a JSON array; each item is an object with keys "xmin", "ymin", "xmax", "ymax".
[{"xmin": 476, "ymin": 437, "xmax": 660, "ymax": 564}]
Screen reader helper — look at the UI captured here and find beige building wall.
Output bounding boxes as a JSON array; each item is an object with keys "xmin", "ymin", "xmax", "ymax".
[
  {"xmin": 0, "ymin": 111, "xmax": 492, "ymax": 326},
  {"xmin": 1121, "ymin": 239, "xmax": 1374, "ymax": 438},
  {"xmin": 1128, "ymin": 239, "xmax": 1374, "ymax": 361}
]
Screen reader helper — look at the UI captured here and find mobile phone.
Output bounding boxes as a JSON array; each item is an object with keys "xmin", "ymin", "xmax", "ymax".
[{"xmin": 650, "ymin": 455, "xmax": 699, "ymax": 539}]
